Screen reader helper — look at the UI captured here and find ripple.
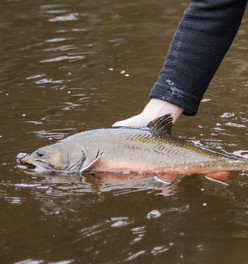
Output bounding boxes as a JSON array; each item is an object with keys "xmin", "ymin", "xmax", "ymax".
[
  {"xmin": 14, "ymin": 259, "xmax": 43, "ymax": 264},
  {"xmin": 43, "ymin": 45, "xmax": 76, "ymax": 52},
  {"xmin": 8, "ymin": 196, "xmax": 22, "ymax": 204},
  {"xmin": 111, "ymin": 220, "xmax": 129, "ymax": 227},
  {"xmin": 35, "ymin": 78, "xmax": 64, "ymax": 84},
  {"xmin": 44, "ymin": 10, "xmax": 68, "ymax": 14},
  {"xmin": 40, "ymin": 55, "xmax": 85, "ymax": 63},
  {"xmin": 111, "ymin": 217, "xmax": 133, "ymax": 227},
  {"xmin": 26, "ymin": 74, "xmax": 46, "ymax": 80},
  {"xmin": 48, "ymin": 13, "xmax": 79, "ymax": 22},
  {"xmin": 130, "ymin": 226, "xmax": 146, "ymax": 245},
  {"xmin": 16, "ymin": 183, "xmax": 40, "ymax": 188},
  {"xmin": 221, "ymin": 112, "xmax": 235, "ymax": 118},
  {"xmin": 26, "ymin": 121, "xmax": 43, "ymax": 125},
  {"xmin": 45, "ymin": 38, "xmax": 74, "ymax": 43},
  {"xmin": 60, "ymin": 102, "xmax": 81, "ymax": 111},
  {"xmin": 224, "ymin": 122, "xmax": 246, "ymax": 128},
  {"xmin": 78, "ymin": 223, "xmax": 107, "ymax": 238},
  {"xmin": 78, "ymin": 217, "xmax": 133, "ymax": 239},
  {"xmin": 34, "ymin": 128, "xmax": 75, "ymax": 140},
  {"xmin": 151, "ymin": 245, "xmax": 169, "ymax": 256},
  {"xmin": 126, "ymin": 250, "xmax": 146, "ymax": 261},
  {"xmin": 15, "ymin": 259, "xmax": 73, "ymax": 264},
  {"xmin": 40, "ymin": 4, "xmax": 68, "ymax": 9}
]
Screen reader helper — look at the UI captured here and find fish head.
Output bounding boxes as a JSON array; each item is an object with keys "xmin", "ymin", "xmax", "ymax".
[{"xmin": 18, "ymin": 142, "xmax": 86, "ymax": 172}]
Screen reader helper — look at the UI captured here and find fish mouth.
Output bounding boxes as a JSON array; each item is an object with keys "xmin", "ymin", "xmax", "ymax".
[
  {"xmin": 17, "ymin": 157, "xmax": 55, "ymax": 172},
  {"xmin": 18, "ymin": 160, "xmax": 37, "ymax": 170}
]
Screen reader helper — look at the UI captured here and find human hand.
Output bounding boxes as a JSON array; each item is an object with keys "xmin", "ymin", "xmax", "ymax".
[
  {"xmin": 113, "ymin": 98, "xmax": 184, "ymax": 127},
  {"xmin": 113, "ymin": 113, "xmax": 150, "ymax": 127}
]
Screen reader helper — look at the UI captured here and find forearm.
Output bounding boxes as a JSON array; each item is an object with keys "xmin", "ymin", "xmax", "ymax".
[{"xmin": 150, "ymin": 0, "xmax": 247, "ymax": 115}]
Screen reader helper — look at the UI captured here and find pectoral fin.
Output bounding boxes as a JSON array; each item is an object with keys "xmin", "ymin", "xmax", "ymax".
[{"xmin": 79, "ymin": 151, "xmax": 103, "ymax": 173}]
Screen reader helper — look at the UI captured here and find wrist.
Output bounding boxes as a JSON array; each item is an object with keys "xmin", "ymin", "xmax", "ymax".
[{"xmin": 141, "ymin": 98, "xmax": 184, "ymax": 123}]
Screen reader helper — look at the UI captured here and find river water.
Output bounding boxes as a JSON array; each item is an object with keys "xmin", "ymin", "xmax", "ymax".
[{"xmin": 1, "ymin": 0, "xmax": 248, "ymax": 263}]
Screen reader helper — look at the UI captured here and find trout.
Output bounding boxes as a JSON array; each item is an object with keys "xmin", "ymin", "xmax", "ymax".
[{"xmin": 18, "ymin": 115, "xmax": 248, "ymax": 181}]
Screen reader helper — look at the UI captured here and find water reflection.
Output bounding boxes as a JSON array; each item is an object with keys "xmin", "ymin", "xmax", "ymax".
[{"xmin": 1, "ymin": 161, "xmax": 248, "ymax": 263}]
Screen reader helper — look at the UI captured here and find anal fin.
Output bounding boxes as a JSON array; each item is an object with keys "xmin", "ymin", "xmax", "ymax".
[
  {"xmin": 155, "ymin": 174, "xmax": 177, "ymax": 184},
  {"xmin": 205, "ymin": 171, "xmax": 229, "ymax": 183}
]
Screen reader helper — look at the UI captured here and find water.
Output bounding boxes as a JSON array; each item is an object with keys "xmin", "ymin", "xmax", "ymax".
[{"xmin": 0, "ymin": 0, "xmax": 248, "ymax": 263}]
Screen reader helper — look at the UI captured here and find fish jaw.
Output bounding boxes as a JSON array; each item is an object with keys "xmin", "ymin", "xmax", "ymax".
[{"xmin": 18, "ymin": 154, "xmax": 56, "ymax": 172}]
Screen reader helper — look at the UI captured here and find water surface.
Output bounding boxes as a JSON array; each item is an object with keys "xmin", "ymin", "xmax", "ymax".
[{"xmin": 0, "ymin": 0, "xmax": 248, "ymax": 263}]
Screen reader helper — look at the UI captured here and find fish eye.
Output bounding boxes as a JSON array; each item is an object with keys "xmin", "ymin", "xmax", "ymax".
[{"xmin": 37, "ymin": 148, "xmax": 46, "ymax": 157}]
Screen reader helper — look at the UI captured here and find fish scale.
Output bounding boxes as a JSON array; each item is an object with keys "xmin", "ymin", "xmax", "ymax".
[{"xmin": 65, "ymin": 124, "xmax": 247, "ymax": 173}]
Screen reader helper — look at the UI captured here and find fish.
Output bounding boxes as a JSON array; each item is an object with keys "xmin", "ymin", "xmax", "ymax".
[{"xmin": 17, "ymin": 114, "xmax": 248, "ymax": 182}]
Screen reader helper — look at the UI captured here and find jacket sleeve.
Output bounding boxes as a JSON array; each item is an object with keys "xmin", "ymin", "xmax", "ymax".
[{"xmin": 149, "ymin": 0, "xmax": 247, "ymax": 115}]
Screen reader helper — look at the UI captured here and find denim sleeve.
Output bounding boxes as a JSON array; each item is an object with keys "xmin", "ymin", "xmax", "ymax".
[{"xmin": 149, "ymin": 0, "xmax": 247, "ymax": 115}]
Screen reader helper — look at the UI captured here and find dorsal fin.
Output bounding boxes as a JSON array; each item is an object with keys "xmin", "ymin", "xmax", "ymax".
[{"xmin": 147, "ymin": 114, "xmax": 173, "ymax": 134}]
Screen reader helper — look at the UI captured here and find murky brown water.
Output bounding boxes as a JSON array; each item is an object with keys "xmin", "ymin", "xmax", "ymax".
[{"xmin": 1, "ymin": 0, "xmax": 248, "ymax": 263}]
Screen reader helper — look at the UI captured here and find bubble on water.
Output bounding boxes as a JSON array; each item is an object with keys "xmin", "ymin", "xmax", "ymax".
[
  {"xmin": 17, "ymin": 152, "xmax": 27, "ymax": 159},
  {"xmin": 146, "ymin": 210, "xmax": 161, "ymax": 219}
]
